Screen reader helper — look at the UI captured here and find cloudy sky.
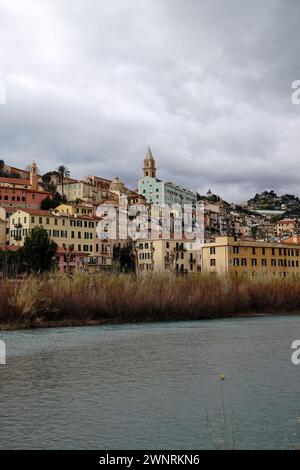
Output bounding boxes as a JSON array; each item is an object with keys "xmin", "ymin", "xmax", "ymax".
[{"xmin": 0, "ymin": 0, "xmax": 300, "ymax": 202}]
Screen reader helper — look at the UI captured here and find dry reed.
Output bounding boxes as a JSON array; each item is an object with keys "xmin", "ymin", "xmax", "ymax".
[{"xmin": 0, "ymin": 273, "xmax": 300, "ymax": 328}]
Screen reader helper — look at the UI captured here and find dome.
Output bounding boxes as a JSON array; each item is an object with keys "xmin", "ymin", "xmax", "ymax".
[{"xmin": 110, "ymin": 176, "xmax": 126, "ymax": 193}]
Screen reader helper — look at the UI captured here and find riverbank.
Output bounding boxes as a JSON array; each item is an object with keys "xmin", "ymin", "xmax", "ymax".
[{"xmin": 1, "ymin": 273, "xmax": 300, "ymax": 330}]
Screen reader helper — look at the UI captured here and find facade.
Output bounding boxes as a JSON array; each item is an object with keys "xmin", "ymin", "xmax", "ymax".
[
  {"xmin": 57, "ymin": 180, "xmax": 108, "ymax": 204},
  {"xmin": 136, "ymin": 238, "xmax": 201, "ymax": 275},
  {"xmin": 0, "ymin": 162, "xmax": 51, "ymax": 209},
  {"xmin": 202, "ymin": 236, "xmax": 300, "ymax": 278},
  {"xmin": 0, "ymin": 207, "xmax": 16, "ymax": 244},
  {"xmin": 0, "ymin": 186, "xmax": 51, "ymax": 209},
  {"xmin": 138, "ymin": 148, "xmax": 197, "ymax": 208},
  {"xmin": 275, "ymin": 219, "xmax": 298, "ymax": 236},
  {"xmin": 83, "ymin": 175, "xmax": 112, "ymax": 190},
  {"xmin": 9, "ymin": 208, "xmax": 112, "ymax": 269},
  {"xmin": 54, "ymin": 203, "xmax": 95, "ymax": 217}
]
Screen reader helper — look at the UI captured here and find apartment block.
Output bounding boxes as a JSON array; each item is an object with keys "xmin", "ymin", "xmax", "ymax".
[
  {"xmin": 9, "ymin": 208, "xmax": 112, "ymax": 269},
  {"xmin": 202, "ymin": 236, "xmax": 300, "ymax": 278}
]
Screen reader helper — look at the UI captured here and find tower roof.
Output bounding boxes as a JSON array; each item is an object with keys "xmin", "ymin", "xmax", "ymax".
[{"xmin": 144, "ymin": 146, "xmax": 155, "ymax": 162}]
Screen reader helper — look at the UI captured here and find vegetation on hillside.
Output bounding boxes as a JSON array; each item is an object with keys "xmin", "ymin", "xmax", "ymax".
[{"xmin": 247, "ymin": 190, "xmax": 300, "ymax": 213}]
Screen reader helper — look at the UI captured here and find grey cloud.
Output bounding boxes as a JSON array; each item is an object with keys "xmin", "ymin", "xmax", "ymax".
[{"xmin": 0, "ymin": 0, "xmax": 300, "ymax": 202}]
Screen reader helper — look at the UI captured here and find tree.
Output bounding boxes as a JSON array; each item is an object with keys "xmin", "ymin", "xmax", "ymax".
[
  {"xmin": 42, "ymin": 171, "xmax": 57, "ymax": 196},
  {"xmin": 40, "ymin": 192, "xmax": 66, "ymax": 210},
  {"xmin": 113, "ymin": 243, "xmax": 136, "ymax": 273},
  {"xmin": 56, "ymin": 165, "xmax": 70, "ymax": 198},
  {"xmin": 20, "ymin": 227, "xmax": 57, "ymax": 273}
]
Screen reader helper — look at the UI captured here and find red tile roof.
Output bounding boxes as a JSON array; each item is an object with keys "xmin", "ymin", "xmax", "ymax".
[
  {"xmin": 0, "ymin": 177, "xmax": 31, "ymax": 185},
  {"xmin": 14, "ymin": 209, "xmax": 52, "ymax": 216}
]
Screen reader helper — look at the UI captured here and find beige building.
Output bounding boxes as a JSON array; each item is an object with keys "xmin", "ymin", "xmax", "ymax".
[
  {"xmin": 275, "ymin": 219, "xmax": 298, "ymax": 236},
  {"xmin": 202, "ymin": 236, "xmax": 300, "ymax": 278},
  {"xmin": 0, "ymin": 206, "xmax": 16, "ymax": 244},
  {"xmin": 57, "ymin": 180, "xmax": 108, "ymax": 204},
  {"xmin": 0, "ymin": 217, "xmax": 6, "ymax": 245},
  {"xmin": 136, "ymin": 238, "xmax": 202, "ymax": 275}
]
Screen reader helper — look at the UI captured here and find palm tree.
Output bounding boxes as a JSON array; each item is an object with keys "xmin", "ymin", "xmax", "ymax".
[{"xmin": 56, "ymin": 165, "xmax": 70, "ymax": 197}]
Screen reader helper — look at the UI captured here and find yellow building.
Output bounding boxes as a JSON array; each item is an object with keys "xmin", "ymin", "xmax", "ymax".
[
  {"xmin": 202, "ymin": 236, "xmax": 300, "ymax": 278},
  {"xmin": 54, "ymin": 203, "xmax": 95, "ymax": 217},
  {"xmin": 9, "ymin": 208, "xmax": 112, "ymax": 269},
  {"xmin": 136, "ymin": 238, "xmax": 201, "ymax": 275}
]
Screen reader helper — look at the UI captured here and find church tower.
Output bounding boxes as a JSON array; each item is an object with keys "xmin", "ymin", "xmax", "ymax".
[
  {"xmin": 30, "ymin": 161, "xmax": 38, "ymax": 191},
  {"xmin": 143, "ymin": 147, "xmax": 156, "ymax": 178}
]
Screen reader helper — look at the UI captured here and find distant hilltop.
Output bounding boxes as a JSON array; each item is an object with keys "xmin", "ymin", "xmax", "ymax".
[{"xmin": 247, "ymin": 190, "xmax": 300, "ymax": 218}]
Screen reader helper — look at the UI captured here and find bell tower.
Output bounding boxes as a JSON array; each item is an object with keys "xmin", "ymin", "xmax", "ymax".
[
  {"xmin": 30, "ymin": 161, "xmax": 38, "ymax": 191},
  {"xmin": 143, "ymin": 146, "xmax": 156, "ymax": 178}
]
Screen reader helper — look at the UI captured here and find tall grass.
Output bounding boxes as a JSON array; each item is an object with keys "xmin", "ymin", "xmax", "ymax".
[{"xmin": 0, "ymin": 273, "xmax": 300, "ymax": 328}]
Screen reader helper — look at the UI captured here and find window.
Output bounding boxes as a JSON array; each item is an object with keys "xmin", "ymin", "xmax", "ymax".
[
  {"xmin": 210, "ymin": 247, "xmax": 216, "ymax": 255},
  {"xmin": 210, "ymin": 259, "xmax": 216, "ymax": 267},
  {"xmin": 252, "ymin": 259, "xmax": 257, "ymax": 266},
  {"xmin": 262, "ymin": 259, "xmax": 267, "ymax": 267}
]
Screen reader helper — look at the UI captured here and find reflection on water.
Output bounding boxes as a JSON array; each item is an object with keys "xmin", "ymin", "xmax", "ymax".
[{"xmin": 0, "ymin": 316, "xmax": 299, "ymax": 449}]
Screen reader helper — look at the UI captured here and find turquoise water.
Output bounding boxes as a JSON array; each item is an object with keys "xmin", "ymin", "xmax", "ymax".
[{"xmin": 0, "ymin": 316, "xmax": 299, "ymax": 449}]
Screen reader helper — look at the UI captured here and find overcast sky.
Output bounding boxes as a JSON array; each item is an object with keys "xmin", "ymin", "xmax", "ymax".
[{"xmin": 0, "ymin": 0, "xmax": 300, "ymax": 202}]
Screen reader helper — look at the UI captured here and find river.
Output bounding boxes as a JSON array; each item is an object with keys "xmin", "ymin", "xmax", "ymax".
[{"xmin": 0, "ymin": 316, "xmax": 299, "ymax": 449}]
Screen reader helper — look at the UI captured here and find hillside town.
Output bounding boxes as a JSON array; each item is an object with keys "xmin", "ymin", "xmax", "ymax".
[{"xmin": 1, "ymin": 150, "xmax": 300, "ymax": 278}]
